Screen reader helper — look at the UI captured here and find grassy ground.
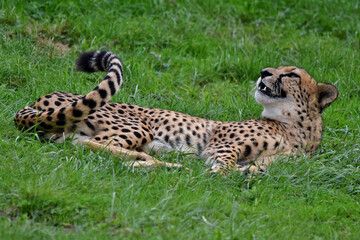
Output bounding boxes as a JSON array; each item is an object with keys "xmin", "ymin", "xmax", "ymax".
[{"xmin": 1, "ymin": 0, "xmax": 360, "ymax": 239}]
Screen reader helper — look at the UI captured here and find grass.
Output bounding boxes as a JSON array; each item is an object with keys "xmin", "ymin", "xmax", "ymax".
[{"xmin": 0, "ymin": 0, "xmax": 360, "ymax": 239}]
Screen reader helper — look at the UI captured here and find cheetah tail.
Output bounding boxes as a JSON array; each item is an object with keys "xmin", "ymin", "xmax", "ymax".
[{"xmin": 15, "ymin": 51, "xmax": 124, "ymax": 131}]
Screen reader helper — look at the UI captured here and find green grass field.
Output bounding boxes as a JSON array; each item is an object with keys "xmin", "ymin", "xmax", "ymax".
[{"xmin": 1, "ymin": 0, "xmax": 360, "ymax": 239}]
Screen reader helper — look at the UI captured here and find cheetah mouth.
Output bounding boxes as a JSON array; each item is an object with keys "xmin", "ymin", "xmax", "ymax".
[{"xmin": 258, "ymin": 81, "xmax": 286, "ymax": 98}]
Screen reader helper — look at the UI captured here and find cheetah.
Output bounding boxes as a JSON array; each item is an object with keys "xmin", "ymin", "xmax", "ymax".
[{"xmin": 14, "ymin": 50, "xmax": 338, "ymax": 174}]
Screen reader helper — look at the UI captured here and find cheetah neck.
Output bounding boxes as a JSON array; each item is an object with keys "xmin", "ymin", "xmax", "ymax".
[
  {"xmin": 262, "ymin": 113, "xmax": 324, "ymax": 153},
  {"xmin": 261, "ymin": 104, "xmax": 294, "ymax": 125}
]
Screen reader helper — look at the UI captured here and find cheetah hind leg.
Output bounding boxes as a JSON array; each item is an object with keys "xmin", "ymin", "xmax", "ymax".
[{"xmin": 83, "ymin": 140, "xmax": 185, "ymax": 171}]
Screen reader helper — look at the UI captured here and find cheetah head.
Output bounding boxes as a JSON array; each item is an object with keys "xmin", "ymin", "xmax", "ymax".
[{"xmin": 255, "ymin": 66, "xmax": 338, "ymax": 125}]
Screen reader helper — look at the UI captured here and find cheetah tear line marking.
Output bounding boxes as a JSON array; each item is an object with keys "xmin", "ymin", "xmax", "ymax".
[{"xmin": 14, "ymin": 51, "xmax": 338, "ymax": 175}]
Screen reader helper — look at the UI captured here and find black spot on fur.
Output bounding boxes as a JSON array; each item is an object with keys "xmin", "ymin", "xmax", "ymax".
[
  {"xmin": 83, "ymin": 98, "xmax": 97, "ymax": 109},
  {"xmin": 57, "ymin": 113, "xmax": 65, "ymax": 120},
  {"xmin": 119, "ymin": 135, "xmax": 127, "ymax": 139},
  {"xmin": 96, "ymin": 51, "xmax": 108, "ymax": 71},
  {"xmin": 98, "ymin": 89, "xmax": 107, "ymax": 98},
  {"xmin": 108, "ymin": 80, "xmax": 116, "ymax": 96},
  {"xmin": 109, "ymin": 68, "xmax": 122, "ymax": 85},
  {"xmin": 263, "ymin": 142, "xmax": 268, "ymax": 150},
  {"xmin": 244, "ymin": 145, "xmax": 251, "ymax": 157},
  {"xmin": 73, "ymin": 109, "xmax": 83, "ymax": 117},
  {"xmin": 85, "ymin": 120, "xmax": 95, "ymax": 130},
  {"xmin": 186, "ymin": 135, "xmax": 191, "ymax": 145}
]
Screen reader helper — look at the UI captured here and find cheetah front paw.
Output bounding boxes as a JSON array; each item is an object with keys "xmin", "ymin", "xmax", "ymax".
[
  {"xmin": 246, "ymin": 165, "xmax": 267, "ymax": 179},
  {"xmin": 207, "ymin": 165, "xmax": 230, "ymax": 176},
  {"xmin": 234, "ymin": 164, "xmax": 266, "ymax": 178},
  {"xmin": 248, "ymin": 165, "xmax": 266, "ymax": 173}
]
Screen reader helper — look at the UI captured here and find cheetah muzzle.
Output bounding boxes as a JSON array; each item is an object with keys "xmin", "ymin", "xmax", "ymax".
[{"xmin": 14, "ymin": 51, "xmax": 339, "ymax": 176}]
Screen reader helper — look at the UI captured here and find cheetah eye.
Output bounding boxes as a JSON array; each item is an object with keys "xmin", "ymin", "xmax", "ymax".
[{"xmin": 285, "ymin": 72, "xmax": 300, "ymax": 78}]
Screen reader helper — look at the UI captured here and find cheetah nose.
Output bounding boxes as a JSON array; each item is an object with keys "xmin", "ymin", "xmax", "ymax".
[{"xmin": 261, "ymin": 70, "xmax": 273, "ymax": 79}]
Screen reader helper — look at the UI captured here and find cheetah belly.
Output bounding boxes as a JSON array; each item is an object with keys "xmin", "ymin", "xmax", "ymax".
[
  {"xmin": 141, "ymin": 140, "xmax": 198, "ymax": 155},
  {"xmin": 42, "ymin": 132, "xmax": 92, "ymax": 144}
]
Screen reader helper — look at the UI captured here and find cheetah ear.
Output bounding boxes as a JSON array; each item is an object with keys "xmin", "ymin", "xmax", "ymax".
[{"xmin": 317, "ymin": 83, "xmax": 338, "ymax": 112}]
